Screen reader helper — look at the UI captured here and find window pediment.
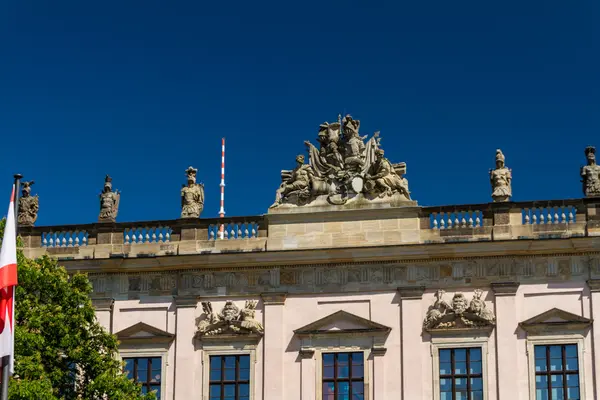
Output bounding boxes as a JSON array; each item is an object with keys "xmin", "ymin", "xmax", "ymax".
[
  {"xmin": 519, "ymin": 308, "xmax": 592, "ymax": 334},
  {"xmin": 294, "ymin": 310, "xmax": 391, "ymax": 339},
  {"xmin": 116, "ymin": 322, "xmax": 175, "ymax": 344}
]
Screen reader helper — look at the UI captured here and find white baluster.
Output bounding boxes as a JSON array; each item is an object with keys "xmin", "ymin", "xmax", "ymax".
[
  {"xmin": 244, "ymin": 224, "xmax": 249, "ymax": 238},
  {"xmin": 229, "ymin": 225, "xmax": 235, "ymax": 239},
  {"xmin": 540, "ymin": 210, "xmax": 545, "ymax": 224},
  {"xmin": 68, "ymin": 234, "xmax": 73, "ymax": 247},
  {"xmin": 159, "ymin": 232, "xmax": 164, "ymax": 242},
  {"xmin": 237, "ymin": 225, "xmax": 242, "ymax": 239},
  {"xmin": 82, "ymin": 234, "xmax": 87, "ymax": 246},
  {"xmin": 433, "ymin": 216, "xmax": 438, "ymax": 230},
  {"xmin": 42, "ymin": 235, "xmax": 48, "ymax": 247},
  {"xmin": 553, "ymin": 207, "xmax": 559, "ymax": 224},
  {"xmin": 152, "ymin": 229, "xmax": 157, "ymax": 242},
  {"xmin": 524, "ymin": 209, "xmax": 530, "ymax": 225},
  {"xmin": 61, "ymin": 235, "xmax": 67, "ymax": 247},
  {"xmin": 461, "ymin": 213, "xmax": 467, "ymax": 228},
  {"xmin": 145, "ymin": 228, "xmax": 150, "ymax": 242},
  {"xmin": 454, "ymin": 214, "xmax": 459, "ymax": 229},
  {"xmin": 440, "ymin": 214, "xmax": 446, "ymax": 230},
  {"xmin": 252, "ymin": 223, "xmax": 257, "ymax": 238},
  {"xmin": 561, "ymin": 209, "xmax": 566, "ymax": 223},
  {"xmin": 137, "ymin": 231, "xmax": 143, "ymax": 243},
  {"xmin": 569, "ymin": 208, "xmax": 575, "ymax": 223},
  {"xmin": 75, "ymin": 236, "xmax": 80, "ymax": 247},
  {"xmin": 475, "ymin": 211, "xmax": 481, "ymax": 228}
]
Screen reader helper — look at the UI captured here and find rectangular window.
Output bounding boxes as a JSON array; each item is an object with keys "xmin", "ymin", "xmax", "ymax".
[
  {"xmin": 123, "ymin": 357, "xmax": 162, "ymax": 400},
  {"xmin": 439, "ymin": 347, "xmax": 483, "ymax": 400},
  {"xmin": 209, "ymin": 355, "xmax": 250, "ymax": 400},
  {"xmin": 534, "ymin": 344, "xmax": 580, "ymax": 400},
  {"xmin": 322, "ymin": 352, "xmax": 364, "ymax": 400}
]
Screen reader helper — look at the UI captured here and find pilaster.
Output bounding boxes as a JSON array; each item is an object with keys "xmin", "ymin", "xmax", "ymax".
[
  {"xmin": 173, "ymin": 295, "xmax": 197, "ymax": 400},
  {"xmin": 491, "ymin": 282, "xmax": 520, "ymax": 400},
  {"xmin": 299, "ymin": 347, "xmax": 315, "ymax": 400},
  {"xmin": 91, "ymin": 297, "xmax": 114, "ymax": 333},
  {"xmin": 588, "ymin": 279, "xmax": 600, "ymax": 399},
  {"xmin": 398, "ymin": 286, "xmax": 425, "ymax": 400},
  {"xmin": 261, "ymin": 292, "xmax": 287, "ymax": 400}
]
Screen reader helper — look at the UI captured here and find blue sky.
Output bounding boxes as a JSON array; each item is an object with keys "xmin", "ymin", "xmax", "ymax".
[{"xmin": 0, "ymin": 0, "xmax": 597, "ymax": 225}]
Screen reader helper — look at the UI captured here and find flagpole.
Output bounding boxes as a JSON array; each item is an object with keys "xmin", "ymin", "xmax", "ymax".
[{"xmin": 0, "ymin": 174, "xmax": 21, "ymax": 400}]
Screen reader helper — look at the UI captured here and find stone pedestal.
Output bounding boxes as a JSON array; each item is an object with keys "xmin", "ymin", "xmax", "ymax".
[{"xmin": 267, "ymin": 203, "xmax": 421, "ymax": 251}]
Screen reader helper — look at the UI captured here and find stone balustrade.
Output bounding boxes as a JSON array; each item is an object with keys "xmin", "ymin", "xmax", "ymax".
[{"xmin": 19, "ymin": 198, "xmax": 600, "ymax": 260}]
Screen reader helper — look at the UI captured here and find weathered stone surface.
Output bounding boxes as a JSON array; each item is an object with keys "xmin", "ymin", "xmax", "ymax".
[
  {"xmin": 196, "ymin": 300, "xmax": 263, "ymax": 336},
  {"xmin": 423, "ymin": 289, "xmax": 495, "ymax": 331},
  {"xmin": 582, "ymin": 146, "xmax": 600, "ymax": 197},
  {"xmin": 18, "ymin": 181, "xmax": 38, "ymax": 226},
  {"xmin": 181, "ymin": 166, "xmax": 204, "ymax": 218},
  {"xmin": 98, "ymin": 175, "xmax": 120, "ymax": 223},
  {"xmin": 270, "ymin": 114, "xmax": 415, "ymax": 209},
  {"xmin": 490, "ymin": 149, "xmax": 512, "ymax": 202}
]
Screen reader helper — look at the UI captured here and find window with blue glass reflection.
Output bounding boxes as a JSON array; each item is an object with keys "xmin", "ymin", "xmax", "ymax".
[
  {"xmin": 322, "ymin": 352, "xmax": 364, "ymax": 400},
  {"xmin": 439, "ymin": 348, "xmax": 483, "ymax": 400},
  {"xmin": 123, "ymin": 357, "xmax": 162, "ymax": 400},
  {"xmin": 534, "ymin": 344, "xmax": 579, "ymax": 400},
  {"xmin": 209, "ymin": 355, "xmax": 250, "ymax": 400}
]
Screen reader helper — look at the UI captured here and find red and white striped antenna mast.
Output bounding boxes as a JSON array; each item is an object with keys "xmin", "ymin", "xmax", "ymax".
[{"xmin": 219, "ymin": 138, "xmax": 226, "ymax": 239}]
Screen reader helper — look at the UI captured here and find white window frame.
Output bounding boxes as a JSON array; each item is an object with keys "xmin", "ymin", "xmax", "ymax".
[
  {"xmin": 315, "ymin": 346, "xmax": 372, "ymax": 400},
  {"xmin": 430, "ymin": 336, "xmax": 490, "ymax": 400},
  {"xmin": 526, "ymin": 334, "xmax": 586, "ymax": 400},
  {"xmin": 201, "ymin": 343, "xmax": 258, "ymax": 400},
  {"xmin": 118, "ymin": 348, "xmax": 168, "ymax": 400}
]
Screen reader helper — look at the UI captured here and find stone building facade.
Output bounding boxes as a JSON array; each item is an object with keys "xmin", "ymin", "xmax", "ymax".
[{"xmin": 18, "ymin": 116, "xmax": 600, "ymax": 400}]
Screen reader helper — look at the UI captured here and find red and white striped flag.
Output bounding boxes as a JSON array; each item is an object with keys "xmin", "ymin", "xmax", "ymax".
[{"xmin": 0, "ymin": 186, "xmax": 18, "ymax": 374}]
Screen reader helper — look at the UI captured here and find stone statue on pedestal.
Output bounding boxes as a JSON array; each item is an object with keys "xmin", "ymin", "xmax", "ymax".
[
  {"xmin": 490, "ymin": 149, "xmax": 512, "ymax": 202},
  {"xmin": 181, "ymin": 166, "xmax": 204, "ymax": 218},
  {"xmin": 98, "ymin": 175, "xmax": 120, "ymax": 222},
  {"xmin": 18, "ymin": 181, "xmax": 38, "ymax": 227},
  {"xmin": 270, "ymin": 114, "xmax": 414, "ymax": 208},
  {"xmin": 581, "ymin": 146, "xmax": 600, "ymax": 197}
]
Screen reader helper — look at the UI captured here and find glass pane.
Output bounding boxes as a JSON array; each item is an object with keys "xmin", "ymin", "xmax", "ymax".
[
  {"xmin": 209, "ymin": 384, "xmax": 221, "ymax": 397},
  {"xmin": 210, "ymin": 369, "xmax": 221, "ymax": 381},
  {"xmin": 549, "ymin": 346, "xmax": 562, "ymax": 358},
  {"xmin": 224, "ymin": 368, "xmax": 236, "ymax": 381},
  {"xmin": 440, "ymin": 378, "xmax": 452, "ymax": 391},
  {"xmin": 470, "ymin": 377, "xmax": 483, "ymax": 391},
  {"xmin": 440, "ymin": 393, "xmax": 452, "ymax": 400},
  {"xmin": 224, "ymin": 356, "xmax": 236, "ymax": 368},
  {"xmin": 337, "ymin": 353, "xmax": 349, "ymax": 363},
  {"xmin": 535, "ymin": 357, "xmax": 548, "ymax": 372},
  {"xmin": 323, "ymin": 366, "xmax": 334, "ymax": 379},
  {"xmin": 550, "ymin": 357, "xmax": 563, "ymax": 371},
  {"xmin": 239, "ymin": 368, "xmax": 250, "ymax": 381},
  {"xmin": 469, "ymin": 361, "xmax": 482, "ymax": 375},
  {"xmin": 535, "ymin": 346, "xmax": 547, "ymax": 359},
  {"xmin": 550, "ymin": 387, "xmax": 564, "ymax": 400},
  {"xmin": 210, "ymin": 356, "xmax": 222, "ymax": 369},
  {"xmin": 471, "ymin": 391, "xmax": 483, "ymax": 400},
  {"xmin": 150, "ymin": 385, "xmax": 160, "ymax": 400},
  {"xmin": 566, "ymin": 374, "xmax": 579, "ymax": 388},
  {"xmin": 224, "ymin": 384, "xmax": 235, "ymax": 396},
  {"xmin": 439, "ymin": 349, "xmax": 451, "ymax": 363},
  {"xmin": 323, "ymin": 354, "xmax": 335, "ymax": 366},
  {"xmin": 338, "ymin": 381, "xmax": 349, "ymax": 394},
  {"xmin": 454, "ymin": 349, "xmax": 467, "ymax": 361},
  {"xmin": 469, "ymin": 348, "xmax": 482, "ymax": 361},
  {"xmin": 352, "ymin": 352, "xmax": 363, "ymax": 365},
  {"xmin": 352, "ymin": 395, "xmax": 364, "ymax": 400},
  {"xmin": 536, "ymin": 375, "xmax": 548, "ymax": 389},
  {"xmin": 239, "ymin": 383, "xmax": 249, "ymax": 396},
  {"xmin": 566, "ymin": 358, "xmax": 578, "ymax": 371},
  {"xmin": 440, "ymin": 362, "xmax": 452, "ymax": 375},
  {"xmin": 455, "ymin": 361, "xmax": 467, "ymax": 374},
  {"xmin": 536, "ymin": 388, "xmax": 549, "ymax": 400},
  {"xmin": 352, "ymin": 381, "xmax": 364, "ymax": 394},
  {"xmin": 137, "ymin": 368, "xmax": 148, "ymax": 383},
  {"xmin": 239, "ymin": 355, "xmax": 250, "ymax": 369},
  {"xmin": 551, "ymin": 374, "xmax": 564, "ymax": 388},
  {"xmin": 455, "ymin": 392, "xmax": 468, "ymax": 400},
  {"xmin": 124, "ymin": 359, "xmax": 134, "ymax": 379},
  {"xmin": 338, "ymin": 355, "xmax": 349, "ymax": 379},
  {"xmin": 455, "ymin": 377, "xmax": 466, "ymax": 390},
  {"xmin": 567, "ymin": 386, "xmax": 580, "ymax": 399},
  {"xmin": 565, "ymin": 345, "xmax": 577, "ymax": 358},
  {"xmin": 323, "ymin": 382, "xmax": 335, "ymax": 396},
  {"xmin": 351, "ymin": 365, "xmax": 363, "ymax": 379}
]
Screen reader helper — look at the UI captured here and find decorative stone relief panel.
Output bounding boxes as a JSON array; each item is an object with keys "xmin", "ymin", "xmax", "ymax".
[{"xmin": 88, "ymin": 254, "xmax": 598, "ymax": 297}]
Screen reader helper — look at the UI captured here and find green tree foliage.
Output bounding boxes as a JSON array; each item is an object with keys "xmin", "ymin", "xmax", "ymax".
[{"xmin": 0, "ymin": 219, "xmax": 155, "ymax": 400}]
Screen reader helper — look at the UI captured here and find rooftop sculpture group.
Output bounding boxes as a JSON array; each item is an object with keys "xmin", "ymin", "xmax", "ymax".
[
  {"xmin": 9, "ymin": 114, "xmax": 600, "ymax": 226},
  {"xmin": 271, "ymin": 114, "xmax": 413, "ymax": 208}
]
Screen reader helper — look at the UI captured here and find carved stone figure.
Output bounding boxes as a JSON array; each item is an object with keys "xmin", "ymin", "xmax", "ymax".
[
  {"xmin": 364, "ymin": 149, "xmax": 411, "ymax": 200},
  {"xmin": 98, "ymin": 175, "xmax": 120, "ymax": 222},
  {"xmin": 195, "ymin": 300, "xmax": 264, "ymax": 337},
  {"xmin": 270, "ymin": 114, "xmax": 414, "ymax": 208},
  {"xmin": 181, "ymin": 166, "xmax": 204, "ymax": 218},
  {"xmin": 490, "ymin": 149, "xmax": 512, "ymax": 202},
  {"xmin": 581, "ymin": 146, "xmax": 600, "ymax": 197},
  {"xmin": 18, "ymin": 181, "xmax": 39, "ymax": 227},
  {"xmin": 423, "ymin": 289, "xmax": 495, "ymax": 331}
]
